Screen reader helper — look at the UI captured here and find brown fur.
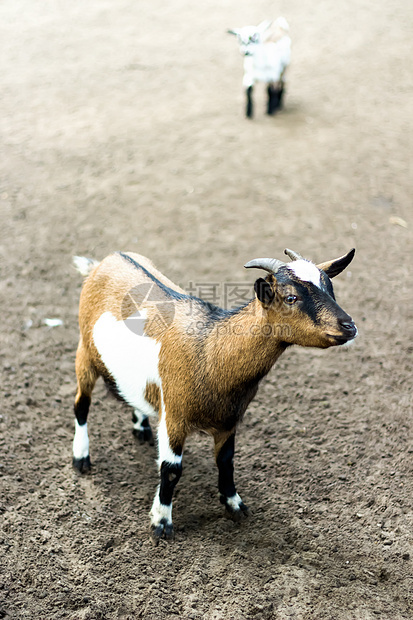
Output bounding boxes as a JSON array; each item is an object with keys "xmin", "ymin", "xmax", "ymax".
[
  {"xmin": 145, "ymin": 382, "xmax": 161, "ymax": 415},
  {"xmin": 74, "ymin": 337, "xmax": 98, "ymax": 407}
]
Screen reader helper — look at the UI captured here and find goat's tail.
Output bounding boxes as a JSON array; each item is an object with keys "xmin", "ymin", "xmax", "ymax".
[{"xmin": 73, "ymin": 256, "xmax": 100, "ymax": 277}]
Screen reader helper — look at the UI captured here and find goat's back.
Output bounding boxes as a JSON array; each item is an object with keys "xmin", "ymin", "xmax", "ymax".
[{"xmin": 78, "ymin": 252, "xmax": 187, "ymax": 340}]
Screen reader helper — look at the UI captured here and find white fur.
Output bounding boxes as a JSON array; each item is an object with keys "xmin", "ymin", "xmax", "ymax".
[
  {"xmin": 150, "ymin": 489, "xmax": 172, "ymax": 526},
  {"xmin": 339, "ymin": 330, "xmax": 358, "ymax": 347},
  {"xmin": 133, "ymin": 408, "xmax": 148, "ymax": 431},
  {"xmin": 230, "ymin": 19, "xmax": 291, "ymax": 89},
  {"xmin": 92, "ymin": 311, "xmax": 161, "ymax": 416},
  {"xmin": 157, "ymin": 400, "xmax": 183, "ymax": 468},
  {"xmin": 226, "ymin": 493, "xmax": 243, "ymax": 511},
  {"xmin": 73, "ymin": 421, "xmax": 89, "ymax": 459},
  {"xmin": 73, "ymin": 256, "xmax": 99, "ymax": 277},
  {"xmin": 93, "ymin": 311, "xmax": 182, "ymax": 529},
  {"xmin": 151, "ymin": 396, "xmax": 183, "ymax": 526},
  {"xmin": 242, "ymin": 36, "xmax": 291, "ymax": 88},
  {"xmin": 273, "ymin": 16, "xmax": 289, "ymax": 33},
  {"xmin": 287, "ymin": 260, "xmax": 321, "ymax": 288}
]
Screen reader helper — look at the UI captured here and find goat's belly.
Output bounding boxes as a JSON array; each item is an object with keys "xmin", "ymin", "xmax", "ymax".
[
  {"xmin": 93, "ymin": 311, "xmax": 161, "ymax": 415},
  {"xmin": 254, "ymin": 62, "xmax": 283, "ymax": 83}
]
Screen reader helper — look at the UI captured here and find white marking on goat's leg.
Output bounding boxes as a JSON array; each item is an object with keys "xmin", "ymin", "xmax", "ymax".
[
  {"xmin": 73, "ymin": 420, "xmax": 89, "ymax": 460},
  {"xmin": 226, "ymin": 493, "xmax": 244, "ymax": 512},
  {"xmin": 215, "ymin": 432, "xmax": 249, "ymax": 522},
  {"xmin": 73, "ymin": 340, "xmax": 97, "ymax": 473},
  {"xmin": 72, "ymin": 420, "xmax": 91, "ymax": 473},
  {"xmin": 132, "ymin": 409, "xmax": 154, "ymax": 445},
  {"xmin": 150, "ymin": 485, "xmax": 173, "ymax": 531},
  {"xmin": 155, "ymin": 410, "xmax": 183, "ymax": 468},
  {"xmin": 150, "ymin": 410, "xmax": 183, "ymax": 543},
  {"xmin": 72, "ymin": 391, "xmax": 92, "ymax": 473}
]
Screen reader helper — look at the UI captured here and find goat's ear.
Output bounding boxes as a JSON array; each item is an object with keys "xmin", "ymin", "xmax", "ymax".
[
  {"xmin": 316, "ymin": 248, "xmax": 355, "ymax": 278},
  {"xmin": 254, "ymin": 278, "xmax": 275, "ymax": 306},
  {"xmin": 257, "ymin": 19, "xmax": 272, "ymax": 33}
]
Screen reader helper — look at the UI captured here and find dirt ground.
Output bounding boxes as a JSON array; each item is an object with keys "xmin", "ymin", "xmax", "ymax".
[{"xmin": 1, "ymin": 0, "xmax": 412, "ymax": 618}]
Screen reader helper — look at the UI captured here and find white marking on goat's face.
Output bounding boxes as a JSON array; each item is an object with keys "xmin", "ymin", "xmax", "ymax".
[
  {"xmin": 287, "ymin": 260, "xmax": 321, "ymax": 288},
  {"xmin": 234, "ymin": 27, "xmax": 262, "ymax": 55},
  {"xmin": 93, "ymin": 311, "xmax": 161, "ymax": 415},
  {"xmin": 73, "ymin": 421, "xmax": 89, "ymax": 459}
]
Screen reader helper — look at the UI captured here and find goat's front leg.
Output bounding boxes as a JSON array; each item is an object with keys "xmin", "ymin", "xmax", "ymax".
[
  {"xmin": 246, "ymin": 86, "xmax": 254, "ymax": 118},
  {"xmin": 150, "ymin": 412, "xmax": 185, "ymax": 544},
  {"xmin": 214, "ymin": 430, "xmax": 249, "ymax": 522}
]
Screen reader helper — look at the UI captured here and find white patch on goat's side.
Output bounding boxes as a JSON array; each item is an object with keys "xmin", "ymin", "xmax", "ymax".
[
  {"xmin": 226, "ymin": 493, "xmax": 244, "ymax": 511},
  {"xmin": 73, "ymin": 421, "xmax": 89, "ymax": 459},
  {"xmin": 150, "ymin": 489, "xmax": 172, "ymax": 526},
  {"xmin": 233, "ymin": 23, "xmax": 291, "ymax": 86},
  {"xmin": 93, "ymin": 311, "xmax": 161, "ymax": 416},
  {"xmin": 243, "ymin": 56, "xmax": 255, "ymax": 88},
  {"xmin": 287, "ymin": 260, "xmax": 321, "ymax": 288}
]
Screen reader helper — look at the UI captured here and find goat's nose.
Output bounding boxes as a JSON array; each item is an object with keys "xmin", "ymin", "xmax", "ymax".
[{"xmin": 340, "ymin": 319, "xmax": 357, "ymax": 337}]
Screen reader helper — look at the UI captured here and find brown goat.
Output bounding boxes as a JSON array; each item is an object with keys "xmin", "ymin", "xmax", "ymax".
[{"xmin": 72, "ymin": 248, "xmax": 357, "ymax": 542}]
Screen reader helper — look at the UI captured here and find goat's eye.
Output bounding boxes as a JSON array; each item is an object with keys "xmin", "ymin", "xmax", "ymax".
[{"xmin": 284, "ymin": 295, "xmax": 297, "ymax": 305}]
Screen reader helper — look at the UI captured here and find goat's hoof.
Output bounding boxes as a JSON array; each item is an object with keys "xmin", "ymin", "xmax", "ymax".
[
  {"xmin": 226, "ymin": 502, "xmax": 250, "ymax": 523},
  {"xmin": 150, "ymin": 518, "xmax": 174, "ymax": 545},
  {"xmin": 133, "ymin": 427, "xmax": 154, "ymax": 446},
  {"xmin": 72, "ymin": 455, "xmax": 91, "ymax": 473}
]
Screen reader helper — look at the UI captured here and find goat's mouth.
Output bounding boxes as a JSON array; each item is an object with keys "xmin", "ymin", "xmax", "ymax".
[{"xmin": 327, "ymin": 328, "xmax": 358, "ymax": 345}]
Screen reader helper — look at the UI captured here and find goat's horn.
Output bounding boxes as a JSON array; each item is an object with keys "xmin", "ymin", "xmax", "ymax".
[
  {"xmin": 244, "ymin": 258, "xmax": 284, "ymax": 274},
  {"xmin": 284, "ymin": 248, "xmax": 303, "ymax": 261}
]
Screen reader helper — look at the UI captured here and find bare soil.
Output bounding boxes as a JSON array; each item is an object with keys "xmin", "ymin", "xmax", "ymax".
[{"xmin": 1, "ymin": 1, "xmax": 412, "ymax": 618}]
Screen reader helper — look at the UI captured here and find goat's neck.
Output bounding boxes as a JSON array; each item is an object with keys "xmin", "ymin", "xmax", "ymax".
[{"xmin": 205, "ymin": 299, "xmax": 286, "ymax": 387}]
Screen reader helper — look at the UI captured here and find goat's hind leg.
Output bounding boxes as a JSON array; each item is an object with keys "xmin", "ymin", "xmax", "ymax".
[
  {"xmin": 132, "ymin": 409, "xmax": 154, "ymax": 445},
  {"xmin": 267, "ymin": 84, "xmax": 280, "ymax": 115},
  {"xmin": 274, "ymin": 84, "xmax": 285, "ymax": 111},
  {"xmin": 267, "ymin": 81, "xmax": 284, "ymax": 115},
  {"xmin": 267, "ymin": 85, "xmax": 278, "ymax": 115},
  {"xmin": 72, "ymin": 340, "xmax": 98, "ymax": 473},
  {"xmin": 214, "ymin": 430, "xmax": 249, "ymax": 522}
]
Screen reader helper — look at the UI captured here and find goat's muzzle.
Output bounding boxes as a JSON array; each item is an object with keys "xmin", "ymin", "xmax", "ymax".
[{"xmin": 329, "ymin": 319, "xmax": 358, "ymax": 344}]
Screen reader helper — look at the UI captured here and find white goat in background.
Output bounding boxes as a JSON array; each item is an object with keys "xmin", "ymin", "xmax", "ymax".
[{"xmin": 228, "ymin": 17, "xmax": 291, "ymax": 118}]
